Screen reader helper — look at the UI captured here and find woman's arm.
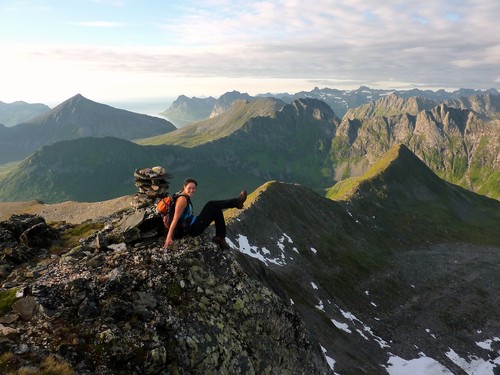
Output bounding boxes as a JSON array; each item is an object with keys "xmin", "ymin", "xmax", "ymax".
[{"xmin": 164, "ymin": 196, "xmax": 188, "ymax": 248}]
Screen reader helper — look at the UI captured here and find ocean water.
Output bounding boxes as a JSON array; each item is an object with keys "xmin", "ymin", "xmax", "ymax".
[{"xmin": 104, "ymin": 98, "xmax": 175, "ymax": 117}]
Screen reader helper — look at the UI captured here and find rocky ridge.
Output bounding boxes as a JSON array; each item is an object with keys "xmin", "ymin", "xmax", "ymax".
[
  {"xmin": 0, "ymin": 206, "xmax": 331, "ymax": 374},
  {"xmin": 331, "ymin": 95, "xmax": 500, "ymax": 198}
]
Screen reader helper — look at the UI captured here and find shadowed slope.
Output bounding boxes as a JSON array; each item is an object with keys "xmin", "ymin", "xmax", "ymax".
[{"xmin": 227, "ymin": 146, "xmax": 499, "ymax": 374}]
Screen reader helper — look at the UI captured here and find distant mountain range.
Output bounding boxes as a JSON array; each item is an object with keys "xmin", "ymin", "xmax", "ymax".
[
  {"xmin": 0, "ymin": 100, "xmax": 50, "ymax": 127},
  {"xmin": 0, "ymin": 94, "xmax": 176, "ymax": 164},
  {"xmin": 0, "ymin": 88, "xmax": 498, "ymax": 204},
  {"xmin": 330, "ymin": 93, "xmax": 500, "ymax": 198},
  {"xmin": 160, "ymin": 86, "xmax": 500, "ymax": 127}
]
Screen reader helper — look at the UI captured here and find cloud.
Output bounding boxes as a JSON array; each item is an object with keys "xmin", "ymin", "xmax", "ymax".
[{"xmin": 0, "ymin": 0, "xmax": 499, "ymax": 103}]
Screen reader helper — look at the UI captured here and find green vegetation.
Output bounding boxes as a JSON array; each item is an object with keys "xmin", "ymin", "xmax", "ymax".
[
  {"xmin": 137, "ymin": 98, "xmax": 284, "ymax": 147},
  {"xmin": 51, "ymin": 222, "xmax": 104, "ymax": 254},
  {"xmin": 0, "ymin": 288, "xmax": 19, "ymax": 316},
  {"xmin": 326, "ymin": 144, "xmax": 500, "ymax": 247},
  {"xmin": 0, "ymin": 354, "xmax": 75, "ymax": 375},
  {"xmin": 0, "ymin": 162, "xmax": 20, "ymax": 180}
]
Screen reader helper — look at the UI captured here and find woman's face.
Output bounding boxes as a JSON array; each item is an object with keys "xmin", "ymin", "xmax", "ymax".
[{"xmin": 183, "ymin": 182, "xmax": 197, "ymax": 197}]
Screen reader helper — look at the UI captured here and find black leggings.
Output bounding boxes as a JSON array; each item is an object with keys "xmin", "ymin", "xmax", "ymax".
[{"xmin": 188, "ymin": 198, "xmax": 239, "ymax": 238}]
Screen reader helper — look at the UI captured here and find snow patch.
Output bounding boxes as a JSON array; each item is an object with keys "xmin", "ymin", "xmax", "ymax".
[
  {"xmin": 385, "ymin": 353, "xmax": 453, "ymax": 375},
  {"xmin": 229, "ymin": 234, "xmax": 285, "ymax": 266},
  {"xmin": 321, "ymin": 345, "xmax": 339, "ymax": 373},
  {"xmin": 476, "ymin": 337, "xmax": 500, "ymax": 351},
  {"xmin": 446, "ymin": 348, "xmax": 500, "ymax": 375},
  {"xmin": 425, "ymin": 329, "xmax": 437, "ymax": 339},
  {"xmin": 331, "ymin": 319, "xmax": 352, "ymax": 333},
  {"xmin": 339, "ymin": 308, "xmax": 389, "ymax": 348}
]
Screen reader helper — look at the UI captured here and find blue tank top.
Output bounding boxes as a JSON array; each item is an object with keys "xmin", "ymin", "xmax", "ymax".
[{"xmin": 178, "ymin": 194, "xmax": 196, "ymax": 226}]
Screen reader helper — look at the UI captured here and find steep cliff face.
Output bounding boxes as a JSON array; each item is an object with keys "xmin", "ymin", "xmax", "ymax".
[
  {"xmin": 344, "ymin": 93, "xmax": 437, "ymax": 119},
  {"xmin": 445, "ymin": 93, "xmax": 500, "ymax": 118},
  {"xmin": 330, "ymin": 95, "xmax": 500, "ymax": 199},
  {"xmin": 209, "ymin": 91, "xmax": 253, "ymax": 118},
  {"xmin": 0, "ymin": 210, "xmax": 331, "ymax": 374},
  {"xmin": 159, "ymin": 95, "xmax": 216, "ymax": 128}
]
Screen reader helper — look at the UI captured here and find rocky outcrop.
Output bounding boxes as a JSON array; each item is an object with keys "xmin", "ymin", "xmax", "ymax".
[
  {"xmin": 331, "ymin": 95, "xmax": 500, "ymax": 199},
  {"xmin": 0, "ymin": 210, "xmax": 331, "ymax": 374},
  {"xmin": 445, "ymin": 93, "xmax": 500, "ymax": 118},
  {"xmin": 0, "ymin": 214, "xmax": 59, "ymax": 284}
]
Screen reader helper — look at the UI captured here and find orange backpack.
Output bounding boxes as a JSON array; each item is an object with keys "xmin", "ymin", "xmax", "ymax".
[{"xmin": 156, "ymin": 193, "xmax": 190, "ymax": 231}]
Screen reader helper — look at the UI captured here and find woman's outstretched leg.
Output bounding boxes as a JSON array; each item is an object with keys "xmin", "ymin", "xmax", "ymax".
[{"xmin": 189, "ymin": 191, "xmax": 247, "ymax": 248}]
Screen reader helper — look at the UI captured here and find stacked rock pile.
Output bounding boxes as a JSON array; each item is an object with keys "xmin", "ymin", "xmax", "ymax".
[{"xmin": 132, "ymin": 166, "xmax": 172, "ymax": 208}]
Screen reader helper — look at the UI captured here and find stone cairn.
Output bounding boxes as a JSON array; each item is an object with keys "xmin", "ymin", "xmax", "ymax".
[{"xmin": 132, "ymin": 166, "xmax": 173, "ymax": 209}]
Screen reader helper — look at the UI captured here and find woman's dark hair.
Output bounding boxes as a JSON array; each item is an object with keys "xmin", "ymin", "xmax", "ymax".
[{"xmin": 183, "ymin": 178, "xmax": 198, "ymax": 187}]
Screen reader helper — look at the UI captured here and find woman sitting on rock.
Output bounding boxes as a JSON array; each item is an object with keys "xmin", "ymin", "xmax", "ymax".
[{"xmin": 163, "ymin": 178, "xmax": 247, "ymax": 250}]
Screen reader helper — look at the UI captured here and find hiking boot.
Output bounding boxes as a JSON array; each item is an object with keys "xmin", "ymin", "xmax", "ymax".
[
  {"xmin": 236, "ymin": 190, "xmax": 247, "ymax": 209},
  {"xmin": 212, "ymin": 236, "xmax": 229, "ymax": 250}
]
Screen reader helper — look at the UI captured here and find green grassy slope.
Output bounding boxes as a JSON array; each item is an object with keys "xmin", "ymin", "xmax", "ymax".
[
  {"xmin": 137, "ymin": 98, "xmax": 285, "ymax": 147},
  {"xmin": 327, "ymin": 143, "xmax": 500, "ymax": 245}
]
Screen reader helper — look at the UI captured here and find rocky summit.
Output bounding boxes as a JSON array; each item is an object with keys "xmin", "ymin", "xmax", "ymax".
[{"xmin": 0, "ymin": 208, "xmax": 330, "ymax": 374}]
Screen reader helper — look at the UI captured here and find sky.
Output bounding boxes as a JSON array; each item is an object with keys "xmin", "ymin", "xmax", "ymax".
[{"xmin": 0, "ymin": 0, "xmax": 499, "ymax": 110}]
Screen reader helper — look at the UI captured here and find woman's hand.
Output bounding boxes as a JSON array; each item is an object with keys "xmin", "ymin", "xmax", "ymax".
[{"xmin": 164, "ymin": 235, "xmax": 174, "ymax": 248}]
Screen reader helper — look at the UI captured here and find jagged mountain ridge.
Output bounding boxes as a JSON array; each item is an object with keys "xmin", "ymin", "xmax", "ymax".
[
  {"xmin": 0, "ymin": 94, "xmax": 176, "ymax": 164},
  {"xmin": 271, "ymin": 86, "xmax": 500, "ymax": 119},
  {"xmin": 331, "ymin": 94, "xmax": 500, "ymax": 199},
  {"xmin": 209, "ymin": 90, "xmax": 254, "ymax": 118},
  {"xmin": 226, "ymin": 145, "xmax": 500, "ymax": 374},
  {"xmin": 344, "ymin": 93, "xmax": 438, "ymax": 119},
  {"xmin": 0, "ymin": 100, "xmax": 50, "ymax": 127},
  {"xmin": 444, "ymin": 92, "xmax": 500, "ymax": 118},
  {"xmin": 163, "ymin": 86, "xmax": 499, "ymax": 126},
  {"xmin": 160, "ymin": 91, "xmax": 254, "ymax": 128}
]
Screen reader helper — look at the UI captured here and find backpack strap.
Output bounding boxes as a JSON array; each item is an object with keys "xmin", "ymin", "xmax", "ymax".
[{"xmin": 174, "ymin": 193, "xmax": 191, "ymax": 207}]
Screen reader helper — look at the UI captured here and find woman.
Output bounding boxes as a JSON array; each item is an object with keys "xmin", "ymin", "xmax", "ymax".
[{"xmin": 164, "ymin": 178, "xmax": 247, "ymax": 250}]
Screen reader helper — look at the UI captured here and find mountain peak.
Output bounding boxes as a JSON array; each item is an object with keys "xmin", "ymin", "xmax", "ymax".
[
  {"xmin": 327, "ymin": 144, "xmax": 500, "ymax": 244},
  {"xmin": 23, "ymin": 94, "xmax": 176, "ymax": 138},
  {"xmin": 327, "ymin": 143, "xmax": 446, "ymax": 201}
]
